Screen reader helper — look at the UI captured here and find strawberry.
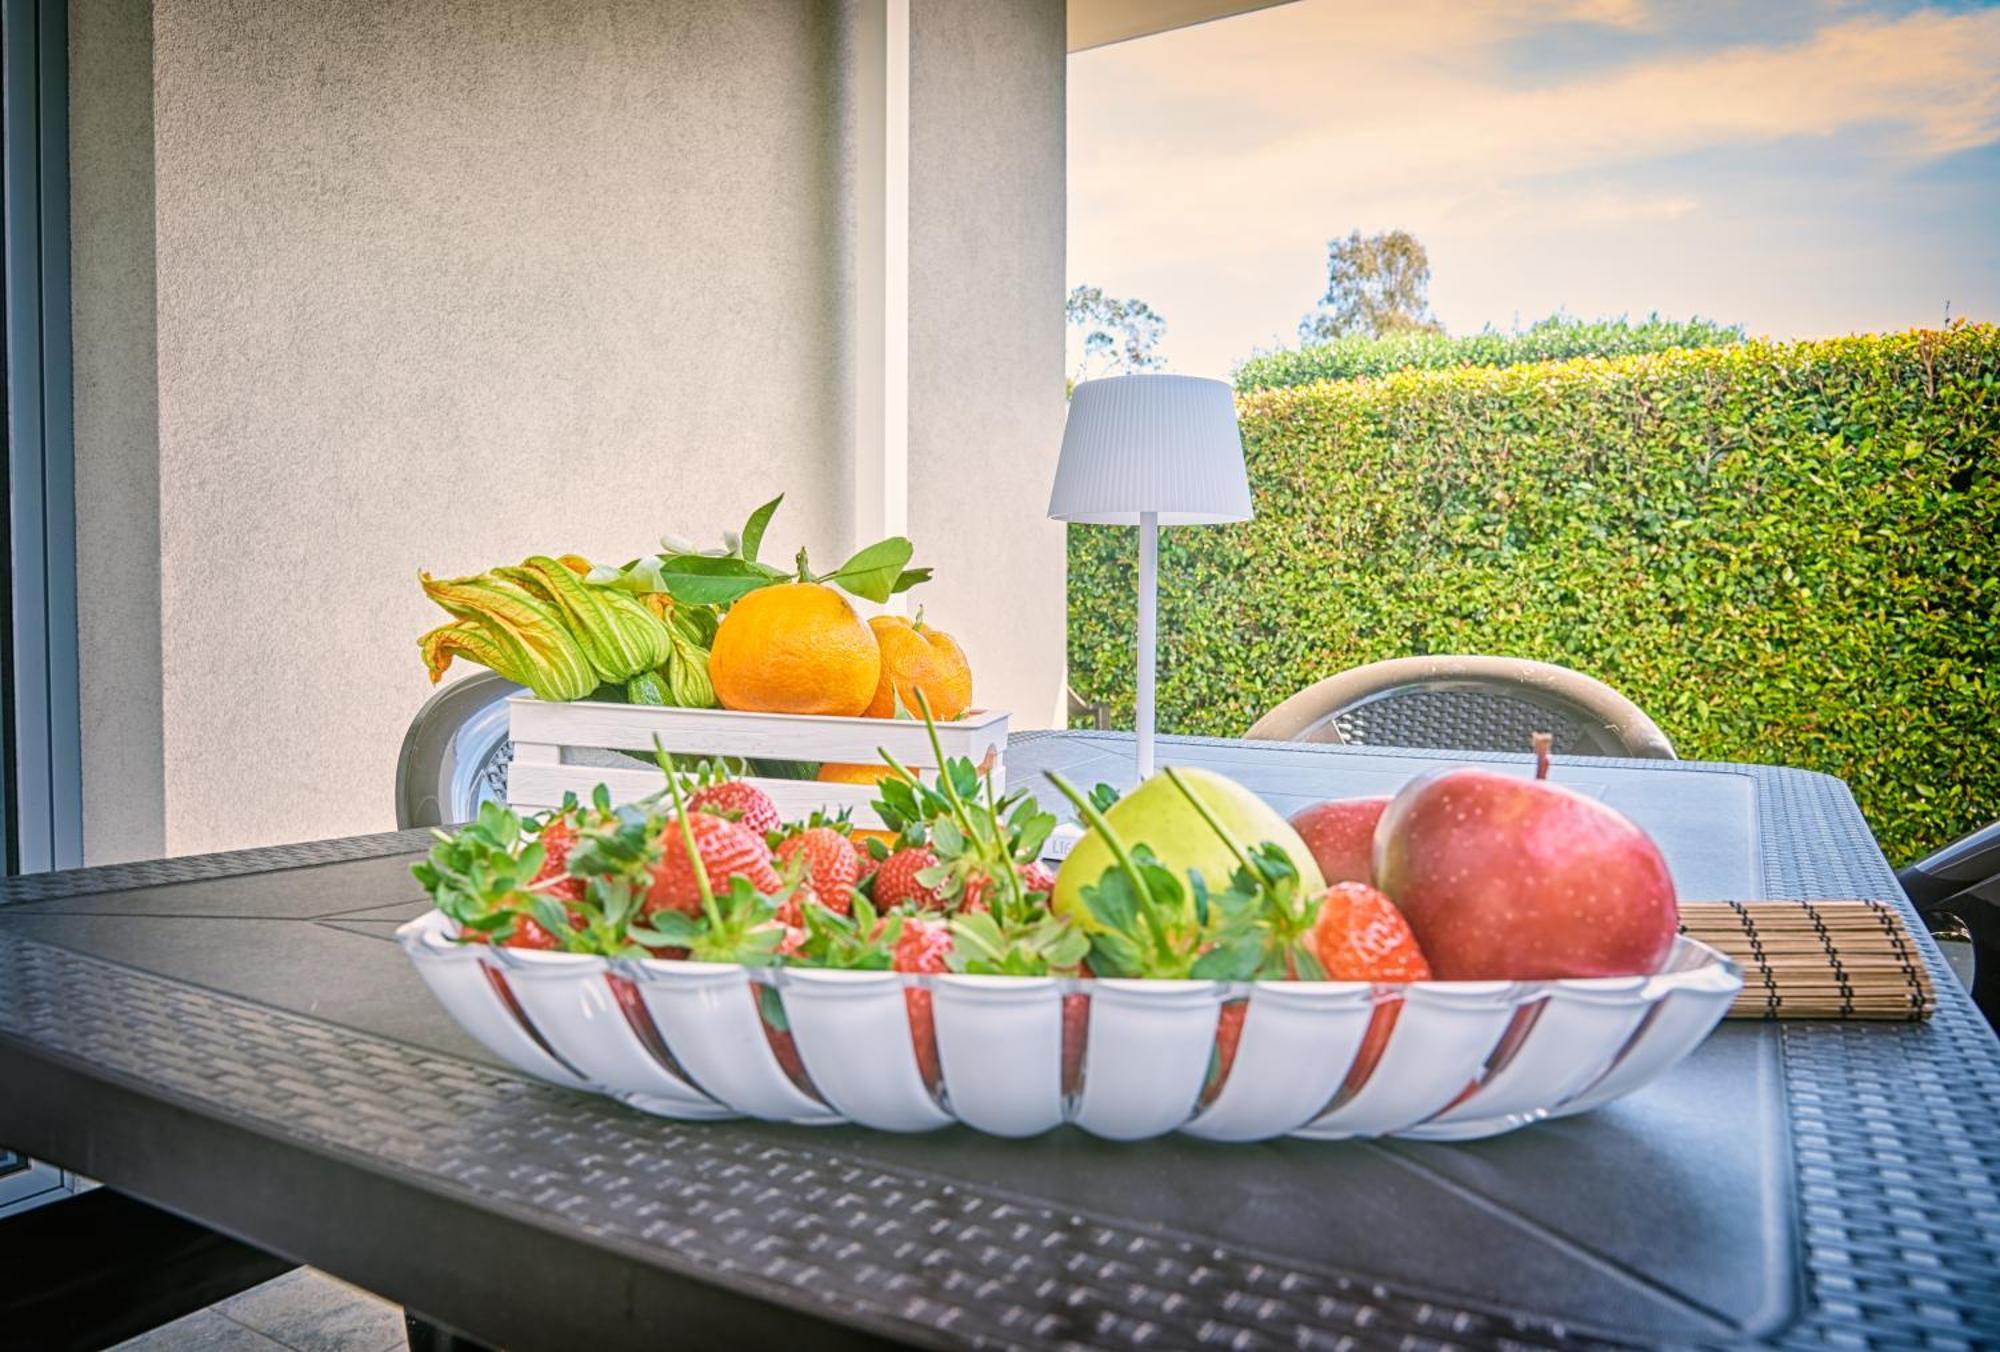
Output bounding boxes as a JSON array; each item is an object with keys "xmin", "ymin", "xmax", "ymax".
[
  {"xmin": 961, "ymin": 861, "xmax": 1059, "ymax": 914},
  {"xmin": 645, "ymin": 813, "xmax": 781, "ymax": 916},
  {"xmin": 775, "ymin": 826, "xmax": 860, "ymax": 915},
  {"xmin": 754, "ymin": 984, "xmax": 816, "ymax": 1094},
  {"xmin": 1310, "ymin": 882, "xmax": 1431, "ymax": 982},
  {"xmin": 687, "ymin": 779, "xmax": 782, "ymax": 838},
  {"xmin": 1018, "ymin": 860, "xmax": 1057, "ymax": 898},
  {"xmin": 1199, "ymin": 999, "xmax": 1249, "ymax": 1106},
  {"xmin": 1061, "ymin": 991, "xmax": 1089, "ymax": 1099},
  {"xmin": 463, "ymin": 913, "xmax": 566, "ymax": 950},
  {"xmin": 874, "ymin": 846, "xmax": 945, "ymax": 911},
  {"xmin": 894, "ymin": 916, "xmax": 953, "ymax": 1090},
  {"xmin": 894, "ymin": 913, "xmax": 953, "ymax": 973},
  {"xmin": 529, "ymin": 818, "xmax": 585, "ymax": 902}
]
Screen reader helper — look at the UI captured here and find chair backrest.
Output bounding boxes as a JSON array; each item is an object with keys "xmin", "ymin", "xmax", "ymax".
[
  {"xmin": 1244, "ymin": 655, "xmax": 1676, "ymax": 759},
  {"xmin": 395, "ymin": 671, "xmax": 522, "ymax": 829}
]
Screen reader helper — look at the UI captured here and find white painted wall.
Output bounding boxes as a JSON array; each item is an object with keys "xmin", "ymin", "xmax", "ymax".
[{"xmin": 69, "ymin": 0, "xmax": 1066, "ymax": 858}]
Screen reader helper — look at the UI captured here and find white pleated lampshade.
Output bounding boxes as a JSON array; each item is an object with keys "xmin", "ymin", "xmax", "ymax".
[{"xmin": 1047, "ymin": 374, "xmax": 1253, "ymax": 525}]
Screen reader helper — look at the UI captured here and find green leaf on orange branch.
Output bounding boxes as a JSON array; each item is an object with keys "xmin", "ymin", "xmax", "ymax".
[
  {"xmin": 826, "ymin": 537, "xmax": 916, "ymax": 603},
  {"xmin": 739, "ymin": 494, "xmax": 784, "ymax": 564},
  {"xmin": 656, "ymin": 553, "xmax": 787, "ymax": 605}
]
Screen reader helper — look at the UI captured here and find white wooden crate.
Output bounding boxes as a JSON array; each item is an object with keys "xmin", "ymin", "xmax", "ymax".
[{"xmin": 505, "ymin": 696, "xmax": 1009, "ymax": 829}]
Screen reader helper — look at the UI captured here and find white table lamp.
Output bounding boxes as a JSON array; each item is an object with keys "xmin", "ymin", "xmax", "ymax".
[{"xmin": 1048, "ymin": 374, "xmax": 1253, "ymax": 779}]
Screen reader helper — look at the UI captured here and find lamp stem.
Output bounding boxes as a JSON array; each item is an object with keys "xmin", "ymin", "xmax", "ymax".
[{"xmin": 1136, "ymin": 511, "xmax": 1157, "ymax": 780}]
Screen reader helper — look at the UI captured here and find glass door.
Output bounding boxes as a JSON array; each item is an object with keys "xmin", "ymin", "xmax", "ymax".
[{"xmin": 3, "ymin": 0, "xmax": 81, "ymax": 875}]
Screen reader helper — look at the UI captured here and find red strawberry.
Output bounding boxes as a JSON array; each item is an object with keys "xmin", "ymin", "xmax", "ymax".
[
  {"xmin": 646, "ymin": 813, "xmax": 782, "ymax": 916},
  {"xmin": 961, "ymin": 861, "xmax": 1060, "ymax": 914},
  {"xmin": 1340, "ymin": 999, "xmax": 1405, "ymax": 1098},
  {"xmin": 463, "ymin": 913, "xmax": 565, "ymax": 950},
  {"xmin": 894, "ymin": 914, "xmax": 953, "ymax": 973},
  {"xmin": 1310, "ymin": 882, "xmax": 1432, "ymax": 982},
  {"xmin": 686, "ymin": 780, "xmax": 782, "ymax": 838},
  {"xmin": 1061, "ymin": 992, "xmax": 1089, "ymax": 1098},
  {"xmin": 530, "ymin": 819, "xmax": 584, "ymax": 902},
  {"xmin": 775, "ymin": 826, "xmax": 859, "ymax": 915},
  {"xmin": 874, "ymin": 846, "xmax": 945, "ymax": 911},
  {"xmin": 1199, "ymin": 999, "xmax": 1249, "ymax": 1106},
  {"xmin": 894, "ymin": 917, "xmax": 953, "ymax": 1090},
  {"xmin": 753, "ymin": 985, "xmax": 815, "ymax": 1094}
]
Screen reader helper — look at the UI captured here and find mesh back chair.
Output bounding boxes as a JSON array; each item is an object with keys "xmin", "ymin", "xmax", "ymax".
[
  {"xmin": 1245, "ymin": 655, "xmax": 1676, "ymax": 760},
  {"xmin": 1899, "ymin": 822, "xmax": 2000, "ymax": 1027},
  {"xmin": 395, "ymin": 671, "xmax": 522, "ymax": 830}
]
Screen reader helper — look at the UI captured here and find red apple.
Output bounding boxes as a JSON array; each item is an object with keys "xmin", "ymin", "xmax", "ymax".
[
  {"xmin": 1289, "ymin": 797, "xmax": 1389, "ymax": 885},
  {"xmin": 1372, "ymin": 741, "xmax": 1677, "ymax": 980}
]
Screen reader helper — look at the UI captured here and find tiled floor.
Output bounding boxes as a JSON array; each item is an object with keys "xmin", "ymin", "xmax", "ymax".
[{"xmin": 109, "ymin": 1268, "xmax": 405, "ymax": 1352}]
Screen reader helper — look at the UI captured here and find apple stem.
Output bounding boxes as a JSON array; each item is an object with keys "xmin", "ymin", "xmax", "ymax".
[{"xmin": 1532, "ymin": 732, "xmax": 1553, "ymax": 781}]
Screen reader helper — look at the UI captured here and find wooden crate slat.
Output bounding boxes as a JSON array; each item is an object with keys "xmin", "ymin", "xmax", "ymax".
[
  {"xmin": 505, "ymin": 698, "xmax": 1010, "ymax": 831},
  {"xmin": 508, "ymin": 762, "xmax": 1000, "ymax": 832},
  {"xmin": 507, "ymin": 697, "xmax": 1005, "ymax": 766}
]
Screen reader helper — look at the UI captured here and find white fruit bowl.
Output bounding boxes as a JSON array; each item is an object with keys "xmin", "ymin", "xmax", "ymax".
[{"xmin": 396, "ymin": 909, "xmax": 1741, "ymax": 1142}]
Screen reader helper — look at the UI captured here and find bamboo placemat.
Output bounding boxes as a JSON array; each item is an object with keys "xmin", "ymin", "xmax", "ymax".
[{"xmin": 1681, "ymin": 899, "xmax": 1934, "ymax": 1021}]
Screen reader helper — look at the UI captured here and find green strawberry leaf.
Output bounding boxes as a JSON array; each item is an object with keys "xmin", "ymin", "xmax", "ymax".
[
  {"xmin": 1080, "ymin": 866, "xmax": 1144, "ymax": 935},
  {"xmin": 631, "ymin": 910, "xmax": 704, "ymax": 947},
  {"xmin": 1087, "ymin": 930, "xmax": 1145, "ymax": 978},
  {"xmin": 1191, "ymin": 929, "xmax": 1264, "ymax": 982},
  {"xmin": 523, "ymin": 895, "xmax": 572, "ymax": 947},
  {"xmin": 931, "ymin": 817, "xmax": 967, "ymax": 858}
]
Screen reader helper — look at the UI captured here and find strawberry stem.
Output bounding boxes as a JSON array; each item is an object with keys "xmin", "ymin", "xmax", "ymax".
[
  {"xmin": 982, "ymin": 765, "xmax": 1028, "ymax": 922},
  {"xmin": 1163, "ymin": 766, "xmax": 1256, "ymax": 879},
  {"xmin": 913, "ymin": 689, "xmax": 973, "ymax": 825},
  {"xmin": 1046, "ymin": 770, "xmax": 1153, "ymax": 912},
  {"xmin": 658, "ymin": 743, "xmax": 722, "ymax": 931}
]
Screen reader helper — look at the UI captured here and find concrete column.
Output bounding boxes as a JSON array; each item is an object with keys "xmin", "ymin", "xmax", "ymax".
[
  {"xmin": 908, "ymin": 0, "xmax": 1069, "ymax": 727},
  {"xmin": 69, "ymin": 0, "xmax": 165, "ymax": 864}
]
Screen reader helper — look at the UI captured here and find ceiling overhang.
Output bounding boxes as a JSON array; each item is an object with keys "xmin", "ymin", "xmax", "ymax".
[{"xmin": 1068, "ymin": 0, "xmax": 1298, "ymax": 53}]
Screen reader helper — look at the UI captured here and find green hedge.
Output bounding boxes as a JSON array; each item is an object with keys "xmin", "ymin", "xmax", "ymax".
[
  {"xmin": 1070, "ymin": 327, "xmax": 2000, "ymax": 864},
  {"xmin": 1234, "ymin": 315, "xmax": 1745, "ymax": 391}
]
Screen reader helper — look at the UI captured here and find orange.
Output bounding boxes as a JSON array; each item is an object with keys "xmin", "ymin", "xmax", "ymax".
[
  {"xmin": 817, "ymin": 762, "xmax": 896, "ymax": 786},
  {"xmin": 708, "ymin": 583, "xmax": 881, "ymax": 716},
  {"xmin": 863, "ymin": 614, "xmax": 973, "ymax": 721}
]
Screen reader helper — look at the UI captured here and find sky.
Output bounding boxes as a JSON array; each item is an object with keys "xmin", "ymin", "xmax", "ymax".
[{"xmin": 1066, "ymin": 0, "xmax": 2000, "ymax": 378}]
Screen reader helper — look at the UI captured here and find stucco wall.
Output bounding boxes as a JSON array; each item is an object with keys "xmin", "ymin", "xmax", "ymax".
[
  {"xmin": 909, "ymin": 0, "xmax": 1070, "ymax": 729},
  {"xmin": 147, "ymin": 0, "xmax": 855, "ymax": 853},
  {"xmin": 71, "ymin": 0, "xmax": 1065, "ymax": 856}
]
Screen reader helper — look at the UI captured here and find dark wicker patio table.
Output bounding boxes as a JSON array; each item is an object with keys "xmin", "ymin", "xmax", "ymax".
[{"xmin": 2, "ymin": 732, "xmax": 1996, "ymax": 1350}]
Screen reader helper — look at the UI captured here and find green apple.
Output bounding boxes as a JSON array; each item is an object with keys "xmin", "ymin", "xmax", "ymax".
[{"xmin": 1053, "ymin": 767, "xmax": 1325, "ymax": 929}]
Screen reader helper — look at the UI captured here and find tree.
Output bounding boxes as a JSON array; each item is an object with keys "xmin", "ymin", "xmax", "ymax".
[
  {"xmin": 1067, "ymin": 285, "xmax": 1166, "ymax": 382},
  {"xmin": 1298, "ymin": 229, "xmax": 1445, "ymax": 343}
]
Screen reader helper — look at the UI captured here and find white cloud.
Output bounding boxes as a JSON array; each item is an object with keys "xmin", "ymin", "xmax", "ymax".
[{"xmin": 1067, "ymin": 0, "xmax": 2000, "ymax": 373}]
